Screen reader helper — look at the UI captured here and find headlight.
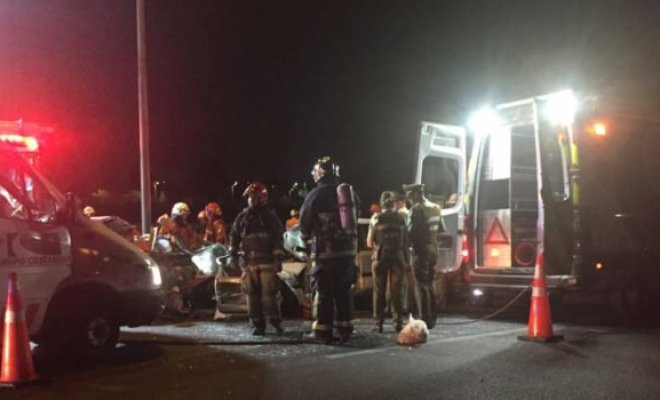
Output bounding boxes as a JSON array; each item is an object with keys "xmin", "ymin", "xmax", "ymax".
[
  {"xmin": 149, "ymin": 265, "xmax": 162, "ymax": 286},
  {"xmin": 144, "ymin": 257, "xmax": 162, "ymax": 286}
]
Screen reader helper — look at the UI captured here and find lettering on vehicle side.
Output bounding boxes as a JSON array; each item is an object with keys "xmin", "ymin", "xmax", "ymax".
[
  {"xmin": 0, "ymin": 255, "xmax": 72, "ymax": 266},
  {"xmin": 7, "ymin": 232, "xmax": 62, "ymax": 257}
]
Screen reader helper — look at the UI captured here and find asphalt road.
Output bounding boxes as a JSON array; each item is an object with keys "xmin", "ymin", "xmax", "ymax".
[{"xmin": 3, "ymin": 295, "xmax": 660, "ymax": 400}]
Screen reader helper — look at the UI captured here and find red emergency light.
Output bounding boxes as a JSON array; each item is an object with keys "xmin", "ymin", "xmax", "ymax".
[
  {"xmin": 0, "ymin": 119, "xmax": 53, "ymax": 153},
  {"xmin": 0, "ymin": 133, "xmax": 39, "ymax": 152}
]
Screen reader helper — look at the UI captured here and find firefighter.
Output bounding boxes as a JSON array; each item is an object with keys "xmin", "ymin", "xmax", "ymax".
[
  {"xmin": 197, "ymin": 201, "xmax": 231, "ymax": 321},
  {"xmin": 403, "ymin": 183, "xmax": 445, "ymax": 329},
  {"xmin": 299, "ymin": 156, "xmax": 358, "ymax": 344},
  {"xmin": 366, "ymin": 191, "xmax": 408, "ymax": 333},
  {"xmin": 286, "ymin": 209, "xmax": 299, "ymax": 230},
  {"xmin": 229, "ymin": 182, "xmax": 285, "ymax": 335},
  {"xmin": 202, "ymin": 202, "xmax": 227, "ymax": 245},
  {"xmin": 159, "ymin": 202, "xmax": 201, "ymax": 252}
]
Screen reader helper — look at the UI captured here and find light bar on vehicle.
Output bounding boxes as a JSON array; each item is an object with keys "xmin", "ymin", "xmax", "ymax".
[
  {"xmin": 0, "ymin": 119, "xmax": 53, "ymax": 153},
  {"xmin": 0, "ymin": 133, "xmax": 39, "ymax": 152}
]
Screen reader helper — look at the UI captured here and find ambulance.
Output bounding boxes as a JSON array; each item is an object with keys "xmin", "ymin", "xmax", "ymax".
[
  {"xmin": 0, "ymin": 120, "xmax": 163, "ymax": 357},
  {"xmin": 415, "ymin": 90, "xmax": 660, "ymax": 314}
]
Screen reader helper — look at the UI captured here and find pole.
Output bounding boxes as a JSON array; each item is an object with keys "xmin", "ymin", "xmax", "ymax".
[{"xmin": 137, "ymin": 0, "xmax": 152, "ymax": 234}]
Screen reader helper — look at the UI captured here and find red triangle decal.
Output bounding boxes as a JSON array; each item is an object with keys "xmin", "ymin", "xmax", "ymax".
[{"xmin": 485, "ymin": 218, "xmax": 510, "ymax": 244}]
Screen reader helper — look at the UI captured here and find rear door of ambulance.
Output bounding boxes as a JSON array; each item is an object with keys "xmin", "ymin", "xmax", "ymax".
[
  {"xmin": 414, "ymin": 122, "xmax": 467, "ymax": 274},
  {"xmin": 0, "ymin": 151, "xmax": 72, "ymax": 336}
]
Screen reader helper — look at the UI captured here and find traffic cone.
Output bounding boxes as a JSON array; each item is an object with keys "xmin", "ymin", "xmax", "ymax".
[
  {"xmin": 518, "ymin": 254, "xmax": 563, "ymax": 342},
  {"xmin": 0, "ymin": 272, "xmax": 39, "ymax": 387}
]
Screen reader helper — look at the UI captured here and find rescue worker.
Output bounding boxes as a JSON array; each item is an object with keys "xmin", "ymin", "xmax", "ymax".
[
  {"xmin": 394, "ymin": 192, "xmax": 416, "ymax": 315},
  {"xmin": 229, "ymin": 182, "xmax": 285, "ymax": 335},
  {"xmin": 159, "ymin": 202, "xmax": 200, "ymax": 252},
  {"xmin": 366, "ymin": 191, "xmax": 407, "ymax": 333},
  {"xmin": 202, "ymin": 202, "xmax": 227, "ymax": 245},
  {"xmin": 403, "ymin": 183, "xmax": 445, "ymax": 329},
  {"xmin": 299, "ymin": 156, "xmax": 358, "ymax": 344},
  {"xmin": 197, "ymin": 201, "xmax": 231, "ymax": 321},
  {"xmin": 156, "ymin": 202, "xmax": 200, "ymax": 314},
  {"xmin": 286, "ymin": 209, "xmax": 299, "ymax": 230}
]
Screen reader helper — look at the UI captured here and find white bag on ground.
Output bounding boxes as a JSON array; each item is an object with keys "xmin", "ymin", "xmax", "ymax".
[{"xmin": 397, "ymin": 314, "xmax": 429, "ymax": 345}]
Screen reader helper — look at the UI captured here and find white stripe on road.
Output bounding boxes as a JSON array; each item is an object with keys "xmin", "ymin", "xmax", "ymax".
[{"xmin": 325, "ymin": 327, "xmax": 525, "ymax": 360}]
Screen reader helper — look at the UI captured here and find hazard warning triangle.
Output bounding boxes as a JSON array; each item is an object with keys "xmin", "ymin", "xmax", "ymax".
[{"xmin": 485, "ymin": 218, "xmax": 509, "ymax": 244}]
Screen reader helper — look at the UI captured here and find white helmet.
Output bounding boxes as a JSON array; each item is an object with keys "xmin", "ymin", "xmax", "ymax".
[{"xmin": 171, "ymin": 202, "xmax": 191, "ymax": 218}]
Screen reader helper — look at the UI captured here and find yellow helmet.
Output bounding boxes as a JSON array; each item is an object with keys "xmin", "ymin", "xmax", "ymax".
[
  {"xmin": 171, "ymin": 202, "xmax": 191, "ymax": 218},
  {"xmin": 83, "ymin": 206, "xmax": 96, "ymax": 218}
]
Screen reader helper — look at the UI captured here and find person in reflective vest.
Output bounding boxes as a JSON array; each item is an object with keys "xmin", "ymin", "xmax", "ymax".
[
  {"xmin": 367, "ymin": 191, "xmax": 408, "ymax": 333},
  {"xmin": 299, "ymin": 156, "xmax": 358, "ymax": 344},
  {"xmin": 202, "ymin": 202, "xmax": 227, "ymax": 245},
  {"xmin": 403, "ymin": 183, "xmax": 445, "ymax": 329},
  {"xmin": 229, "ymin": 182, "xmax": 285, "ymax": 335}
]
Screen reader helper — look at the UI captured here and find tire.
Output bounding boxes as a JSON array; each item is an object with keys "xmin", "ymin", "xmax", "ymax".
[
  {"xmin": 71, "ymin": 305, "xmax": 120, "ymax": 360},
  {"xmin": 40, "ymin": 295, "xmax": 120, "ymax": 360}
]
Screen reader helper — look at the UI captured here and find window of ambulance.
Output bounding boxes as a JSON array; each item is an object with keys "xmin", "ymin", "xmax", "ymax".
[
  {"xmin": 0, "ymin": 152, "xmax": 59, "ymax": 224},
  {"xmin": 421, "ymin": 156, "xmax": 459, "ymax": 209}
]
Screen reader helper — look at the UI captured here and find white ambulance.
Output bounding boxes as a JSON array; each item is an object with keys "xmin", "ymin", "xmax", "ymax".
[
  {"xmin": 415, "ymin": 90, "xmax": 660, "ymax": 315},
  {"xmin": 0, "ymin": 121, "xmax": 163, "ymax": 357}
]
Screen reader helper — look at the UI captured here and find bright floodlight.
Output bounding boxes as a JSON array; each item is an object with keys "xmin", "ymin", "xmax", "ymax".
[
  {"xmin": 544, "ymin": 89, "xmax": 578, "ymax": 125},
  {"xmin": 467, "ymin": 107, "xmax": 499, "ymax": 136}
]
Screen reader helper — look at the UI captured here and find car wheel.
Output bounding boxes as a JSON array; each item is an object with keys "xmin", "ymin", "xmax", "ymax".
[{"xmin": 72, "ymin": 306, "xmax": 120, "ymax": 359}]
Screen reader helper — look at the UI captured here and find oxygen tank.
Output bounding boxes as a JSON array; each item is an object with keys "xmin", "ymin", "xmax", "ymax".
[{"xmin": 336, "ymin": 183, "xmax": 357, "ymax": 233}]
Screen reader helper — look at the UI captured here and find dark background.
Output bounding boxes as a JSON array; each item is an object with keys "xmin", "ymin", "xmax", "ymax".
[{"xmin": 2, "ymin": 0, "xmax": 659, "ymax": 222}]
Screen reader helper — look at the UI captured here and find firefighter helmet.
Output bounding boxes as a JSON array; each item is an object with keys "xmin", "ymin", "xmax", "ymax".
[
  {"xmin": 171, "ymin": 202, "xmax": 191, "ymax": 218},
  {"xmin": 83, "ymin": 206, "xmax": 96, "ymax": 218},
  {"xmin": 205, "ymin": 202, "xmax": 222, "ymax": 217},
  {"xmin": 311, "ymin": 156, "xmax": 339, "ymax": 182},
  {"xmin": 243, "ymin": 182, "xmax": 269, "ymax": 205}
]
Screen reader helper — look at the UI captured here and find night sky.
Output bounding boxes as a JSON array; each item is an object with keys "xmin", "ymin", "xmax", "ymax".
[{"xmin": 2, "ymin": 0, "xmax": 660, "ymax": 219}]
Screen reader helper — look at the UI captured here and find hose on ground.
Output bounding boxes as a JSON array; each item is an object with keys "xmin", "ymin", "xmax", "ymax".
[{"xmin": 437, "ymin": 286, "xmax": 530, "ymax": 325}]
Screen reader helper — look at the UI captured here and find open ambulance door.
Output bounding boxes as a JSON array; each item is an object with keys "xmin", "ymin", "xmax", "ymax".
[{"xmin": 414, "ymin": 122, "xmax": 467, "ymax": 275}]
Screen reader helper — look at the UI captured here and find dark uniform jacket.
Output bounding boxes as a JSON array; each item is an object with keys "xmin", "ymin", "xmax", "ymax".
[
  {"xmin": 299, "ymin": 176, "xmax": 357, "ymax": 260},
  {"xmin": 371, "ymin": 209, "xmax": 408, "ymax": 260},
  {"xmin": 408, "ymin": 199, "xmax": 445, "ymax": 254},
  {"xmin": 229, "ymin": 205, "xmax": 285, "ymax": 265}
]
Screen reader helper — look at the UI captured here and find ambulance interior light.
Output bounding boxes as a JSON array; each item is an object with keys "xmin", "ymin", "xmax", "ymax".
[
  {"xmin": 467, "ymin": 107, "xmax": 500, "ymax": 136},
  {"xmin": 543, "ymin": 89, "xmax": 578, "ymax": 126}
]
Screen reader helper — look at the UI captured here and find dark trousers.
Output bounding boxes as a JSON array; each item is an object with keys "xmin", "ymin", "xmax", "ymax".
[
  {"xmin": 413, "ymin": 250, "xmax": 438, "ymax": 328},
  {"xmin": 372, "ymin": 254, "xmax": 405, "ymax": 323},
  {"xmin": 242, "ymin": 264, "xmax": 281, "ymax": 329},
  {"xmin": 310, "ymin": 257, "xmax": 355, "ymax": 339}
]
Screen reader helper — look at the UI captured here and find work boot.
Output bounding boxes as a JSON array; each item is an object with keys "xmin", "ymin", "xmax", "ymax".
[
  {"xmin": 214, "ymin": 309, "xmax": 230, "ymax": 321},
  {"xmin": 305, "ymin": 331, "xmax": 333, "ymax": 345},
  {"xmin": 252, "ymin": 326, "xmax": 266, "ymax": 336},
  {"xmin": 272, "ymin": 322, "xmax": 284, "ymax": 336},
  {"xmin": 371, "ymin": 320, "xmax": 384, "ymax": 333}
]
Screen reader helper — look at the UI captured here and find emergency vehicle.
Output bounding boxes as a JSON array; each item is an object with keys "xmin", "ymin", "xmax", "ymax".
[
  {"xmin": 415, "ymin": 90, "xmax": 660, "ymax": 314},
  {"xmin": 0, "ymin": 120, "xmax": 163, "ymax": 357}
]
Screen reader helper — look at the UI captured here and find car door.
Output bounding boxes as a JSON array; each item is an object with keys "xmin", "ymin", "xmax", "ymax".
[
  {"xmin": 414, "ymin": 122, "xmax": 467, "ymax": 273},
  {"xmin": 0, "ymin": 152, "xmax": 72, "ymax": 335}
]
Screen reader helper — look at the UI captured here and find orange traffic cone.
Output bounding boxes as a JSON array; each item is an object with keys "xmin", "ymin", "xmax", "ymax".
[
  {"xmin": 518, "ymin": 254, "xmax": 563, "ymax": 342},
  {"xmin": 0, "ymin": 272, "xmax": 39, "ymax": 387}
]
